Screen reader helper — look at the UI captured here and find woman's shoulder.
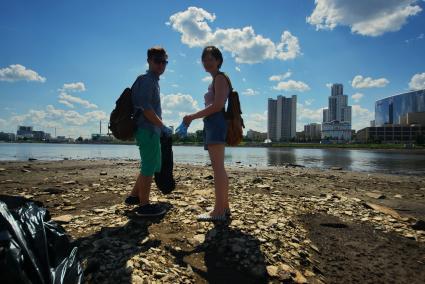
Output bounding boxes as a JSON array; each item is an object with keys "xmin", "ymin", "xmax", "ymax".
[{"xmin": 214, "ymin": 72, "xmax": 231, "ymax": 88}]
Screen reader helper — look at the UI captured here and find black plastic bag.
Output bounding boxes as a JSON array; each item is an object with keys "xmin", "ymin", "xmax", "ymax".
[
  {"xmin": 0, "ymin": 196, "xmax": 82, "ymax": 284},
  {"xmin": 154, "ymin": 135, "xmax": 176, "ymax": 194}
]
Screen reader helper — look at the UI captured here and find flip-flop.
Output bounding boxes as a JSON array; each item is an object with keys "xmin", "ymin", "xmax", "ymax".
[{"xmin": 196, "ymin": 212, "xmax": 229, "ymax": 222}]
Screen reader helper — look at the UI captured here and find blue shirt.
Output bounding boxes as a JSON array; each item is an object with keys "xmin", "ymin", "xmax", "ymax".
[{"xmin": 131, "ymin": 70, "xmax": 162, "ymax": 135}]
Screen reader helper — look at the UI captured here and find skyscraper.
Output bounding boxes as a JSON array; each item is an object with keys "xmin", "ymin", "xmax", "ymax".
[
  {"xmin": 323, "ymin": 83, "xmax": 351, "ymax": 123},
  {"xmin": 267, "ymin": 95, "xmax": 297, "ymax": 141},
  {"xmin": 322, "ymin": 84, "xmax": 352, "ymax": 142}
]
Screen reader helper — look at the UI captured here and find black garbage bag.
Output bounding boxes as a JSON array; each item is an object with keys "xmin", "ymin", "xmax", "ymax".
[
  {"xmin": 154, "ymin": 135, "xmax": 176, "ymax": 194},
  {"xmin": 0, "ymin": 196, "xmax": 83, "ymax": 284}
]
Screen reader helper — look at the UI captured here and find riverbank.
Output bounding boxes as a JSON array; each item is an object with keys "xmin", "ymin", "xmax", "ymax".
[
  {"xmin": 1, "ymin": 160, "xmax": 425, "ymax": 283},
  {"xmin": 3, "ymin": 140, "xmax": 425, "ymax": 151}
]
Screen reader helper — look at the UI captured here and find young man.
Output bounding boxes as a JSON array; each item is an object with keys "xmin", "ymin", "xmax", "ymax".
[{"xmin": 125, "ymin": 46, "xmax": 172, "ymax": 217}]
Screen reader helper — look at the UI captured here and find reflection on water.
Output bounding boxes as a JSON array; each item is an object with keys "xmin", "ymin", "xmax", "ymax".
[{"xmin": 1, "ymin": 143, "xmax": 425, "ymax": 175}]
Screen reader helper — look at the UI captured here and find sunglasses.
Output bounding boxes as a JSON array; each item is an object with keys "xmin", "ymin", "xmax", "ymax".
[{"xmin": 153, "ymin": 58, "xmax": 168, "ymax": 65}]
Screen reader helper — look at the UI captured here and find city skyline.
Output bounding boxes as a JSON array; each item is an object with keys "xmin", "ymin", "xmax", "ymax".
[{"xmin": 1, "ymin": 1, "xmax": 425, "ymax": 138}]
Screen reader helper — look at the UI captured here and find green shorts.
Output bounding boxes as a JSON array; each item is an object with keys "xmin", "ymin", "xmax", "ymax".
[{"xmin": 135, "ymin": 129, "xmax": 161, "ymax": 176}]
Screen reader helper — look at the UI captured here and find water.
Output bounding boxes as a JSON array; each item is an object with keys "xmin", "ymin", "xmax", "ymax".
[{"xmin": 1, "ymin": 143, "xmax": 425, "ymax": 175}]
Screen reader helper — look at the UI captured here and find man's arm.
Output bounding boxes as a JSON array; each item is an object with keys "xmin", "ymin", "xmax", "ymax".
[
  {"xmin": 133, "ymin": 77, "xmax": 166, "ymax": 127},
  {"xmin": 143, "ymin": 109, "xmax": 163, "ymax": 127}
]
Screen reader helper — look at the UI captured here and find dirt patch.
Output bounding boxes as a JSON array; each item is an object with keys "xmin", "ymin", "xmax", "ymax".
[{"xmin": 301, "ymin": 214, "xmax": 425, "ymax": 284}]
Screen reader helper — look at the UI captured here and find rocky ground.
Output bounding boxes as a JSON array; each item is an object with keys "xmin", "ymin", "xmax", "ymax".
[{"xmin": 1, "ymin": 159, "xmax": 425, "ymax": 284}]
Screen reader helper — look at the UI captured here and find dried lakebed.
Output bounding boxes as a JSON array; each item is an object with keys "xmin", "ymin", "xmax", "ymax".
[{"xmin": 1, "ymin": 160, "xmax": 425, "ymax": 283}]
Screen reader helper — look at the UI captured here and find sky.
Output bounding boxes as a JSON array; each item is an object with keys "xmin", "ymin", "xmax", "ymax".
[{"xmin": 1, "ymin": 0, "xmax": 425, "ymax": 138}]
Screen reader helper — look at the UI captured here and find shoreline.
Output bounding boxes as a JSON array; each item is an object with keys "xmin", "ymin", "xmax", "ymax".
[
  {"xmin": 1, "ymin": 159, "xmax": 425, "ymax": 283},
  {"xmin": 2, "ymin": 140, "xmax": 425, "ymax": 151},
  {"xmin": 1, "ymin": 158, "xmax": 425, "ymax": 177}
]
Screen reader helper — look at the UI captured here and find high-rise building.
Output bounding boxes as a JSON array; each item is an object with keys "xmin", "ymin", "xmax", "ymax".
[
  {"xmin": 324, "ymin": 83, "xmax": 351, "ymax": 123},
  {"xmin": 375, "ymin": 89, "xmax": 425, "ymax": 126},
  {"xmin": 267, "ymin": 98, "xmax": 277, "ymax": 141},
  {"xmin": 304, "ymin": 123, "xmax": 322, "ymax": 141},
  {"xmin": 331, "ymin": 83, "xmax": 343, "ymax": 97},
  {"xmin": 267, "ymin": 95, "xmax": 297, "ymax": 141},
  {"xmin": 322, "ymin": 84, "xmax": 352, "ymax": 141}
]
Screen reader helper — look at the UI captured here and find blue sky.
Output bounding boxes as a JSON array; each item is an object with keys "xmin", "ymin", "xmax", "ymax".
[{"xmin": 1, "ymin": 0, "xmax": 425, "ymax": 138}]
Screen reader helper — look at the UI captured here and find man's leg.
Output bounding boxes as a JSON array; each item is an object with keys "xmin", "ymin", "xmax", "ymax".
[{"xmin": 138, "ymin": 174, "xmax": 153, "ymax": 206}]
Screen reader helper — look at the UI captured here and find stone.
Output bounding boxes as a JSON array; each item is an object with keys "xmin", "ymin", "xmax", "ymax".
[
  {"xmin": 132, "ymin": 275, "xmax": 143, "ymax": 284},
  {"xmin": 63, "ymin": 206, "xmax": 76, "ymax": 211},
  {"xmin": 43, "ymin": 187, "xmax": 64, "ymax": 194},
  {"xmin": 294, "ymin": 270, "xmax": 308, "ymax": 283},
  {"xmin": 63, "ymin": 180, "xmax": 77, "ymax": 185},
  {"xmin": 331, "ymin": 167, "xmax": 342, "ymax": 170},
  {"xmin": 52, "ymin": 214, "xmax": 74, "ymax": 223},
  {"xmin": 366, "ymin": 192, "xmax": 385, "ymax": 199},
  {"xmin": 411, "ymin": 220, "xmax": 425, "ymax": 231},
  {"xmin": 363, "ymin": 202, "xmax": 401, "ymax": 219},
  {"xmin": 193, "ymin": 234, "xmax": 205, "ymax": 243},
  {"xmin": 100, "ymin": 171, "xmax": 107, "ymax": 176},
  {"xmin": 266, "ymin": 265, "xmax": 279, "ymax": 277}
]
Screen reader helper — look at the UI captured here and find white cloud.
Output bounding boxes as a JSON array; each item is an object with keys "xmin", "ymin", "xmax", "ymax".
[
  {"xmin": 275, "ymin": 31, "xmax": 301, "ymax": 61},
  {"xmin": 326, "ymin": 83, "xmax": 332, "ymax": 88},
  {"xmin": 0, "ymin": 64, "xmax": 46, "ymax": 82},
  {"xmin": 161, "ymin": 93, "xmax": 200, "ymax": 114},
  {"xmin": 244, "ymin": 111, "xmax": 267, "ymax": 132},
  {"xmin": 85, "ymin": 110, "xmax": 108, "ymax": 121},
  {"xmin": 296, "ymin": 103, "xmax": 324, "ymax": 131},
  {"xmin": 269, "ymin": 71, "xmax": 292, "ymax": 81},
  {"xmin": 58, "ymin": 92, "xmax": 98, "ymax": 109},
  {"xmin": 351, "ymin": 92, "xmax": 364, "ymax": 102},
  {"xmin": 273, "ymin": 80, "xmax": 310, "ymax": 92},
  {"xmin": 352, "ymin": 104, "xmax": 374, "ymax": 131},
  {"xmin": 0, "ymin": 118, "xmax": 6, "ymax": 128},
  {"xmin": 297, "ymin": 103, "xmax": 323, "ymax": 121},
  {"xmin": 304, "ymin": 99, "xmax": 314, "ymax": 106},
  {"xmin": 351, "ymin": 75, "xmax": 389, "ymax": 88},
  {"xmin": 307, "ymin": 0, "xmax": 422, "ymax": 37},
  {"xmin": 58, "ymin": 100, "xmax": 74, "ymax": 108},
  {"xmin": 408, "ymin": 72, "xmax": 425, "ymax": 90},
  {"xmin": 235, "ymin": 66, "xmax": 241, "ymax": 72},
  {"xmin": 168, "ymin": 7, "xmax": 301, "ymax": 64},
  {"xmin": 242, "ymin": 88, "xmax": 259, "ymax": 96},
  {"xmin": 202, "ymin": 76, "xmax": 212, "ymax": 83},
  {"xmin": 61, "ymin": 82, "xmax": 86, "ymax": 92},
  {"xmin": 10, "ymin": 114, "xmax": 29, "ymax": 124}
]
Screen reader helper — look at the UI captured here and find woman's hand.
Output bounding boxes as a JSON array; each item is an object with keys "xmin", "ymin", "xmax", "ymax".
[{"xmin": 183, "ymin": 114, "xmax": 194, "ymax": 126}]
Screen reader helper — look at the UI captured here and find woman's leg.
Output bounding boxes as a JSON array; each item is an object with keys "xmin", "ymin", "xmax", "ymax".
[{"xmin": 207, "ymin": 143, "xmax": 229, "ymax": 215}]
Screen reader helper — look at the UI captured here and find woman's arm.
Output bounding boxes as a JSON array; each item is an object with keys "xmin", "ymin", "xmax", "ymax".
[{"xmin": 184, "ymin": 74, "xmax": 229, "ymax": 125}]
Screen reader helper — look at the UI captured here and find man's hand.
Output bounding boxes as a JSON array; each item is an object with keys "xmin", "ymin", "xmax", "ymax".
[{"xmin": 161, "ymin": 125, "xmax": 173, "ymax": 137}]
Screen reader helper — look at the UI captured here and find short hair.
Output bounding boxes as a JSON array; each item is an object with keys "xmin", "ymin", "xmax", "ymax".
[
  {"xmin": 202, "ymin": 46, "xmax": 223, "ymax": 69},
  {"xmin": 147, "ymin": 46, "xmax": 167, "ymax": 60}
]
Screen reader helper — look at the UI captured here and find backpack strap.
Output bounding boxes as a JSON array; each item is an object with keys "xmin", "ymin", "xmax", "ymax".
[{"xmin": 212, "ymin": 71, "xmax": 233, "ymax": 93}]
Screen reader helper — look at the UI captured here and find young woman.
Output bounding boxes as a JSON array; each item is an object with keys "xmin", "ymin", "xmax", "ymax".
[{"xmin": 183, "ymin": 46, "xmax": 230, "ymax": 221}]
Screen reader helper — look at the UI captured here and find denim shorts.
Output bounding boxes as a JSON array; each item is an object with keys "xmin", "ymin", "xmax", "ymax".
[{"xmin": 203, "ymin": 111, "xmax": 227, "ymax": 150}]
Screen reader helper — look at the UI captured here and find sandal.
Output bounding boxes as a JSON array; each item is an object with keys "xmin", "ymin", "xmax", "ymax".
[{"xmin": 196, "ymin": 211, "xmax": 229, "ymax": 222}]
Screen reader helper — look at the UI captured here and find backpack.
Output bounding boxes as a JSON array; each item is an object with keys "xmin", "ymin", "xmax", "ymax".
[
  {"xmin": 213, "ymin": 72, "xmax": 245, "ymax": 146},
  {"xmin": 109, "ymin": 87, "xmax": 136, "ymax": 141}
]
